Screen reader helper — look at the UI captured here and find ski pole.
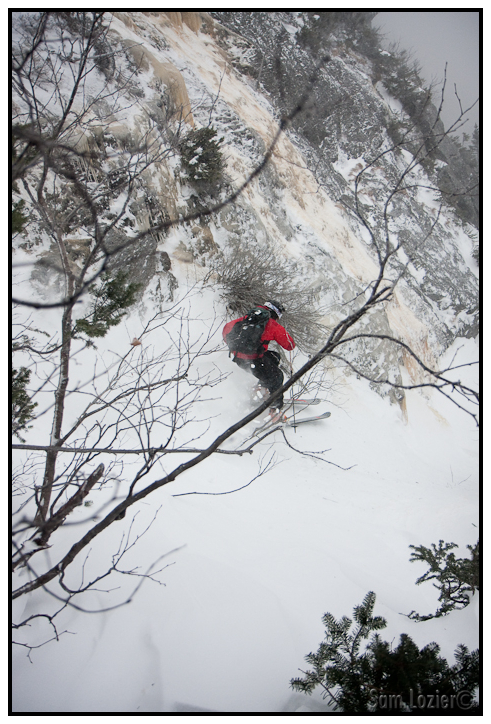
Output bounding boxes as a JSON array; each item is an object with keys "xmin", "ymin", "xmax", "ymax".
[{"xmin": 289, "ymin": 350, "xmax": 297, "ymax": 431}]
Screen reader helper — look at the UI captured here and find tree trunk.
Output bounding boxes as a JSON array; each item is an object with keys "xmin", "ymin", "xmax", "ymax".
[{"xmin": 34, "ymin": 232, "xmax": 76, "ymax": 525}]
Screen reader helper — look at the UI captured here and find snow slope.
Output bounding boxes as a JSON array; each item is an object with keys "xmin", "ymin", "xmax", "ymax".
[
  {"xmin": 11, "ymin": 12, "xmax": 479, "ymax": 714},
  {"xmin": 12, "ymin": 281, "xmax": 479, "ymax": 713}
]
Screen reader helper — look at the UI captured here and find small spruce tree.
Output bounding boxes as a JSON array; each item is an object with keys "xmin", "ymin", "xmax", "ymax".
[
  {"xmin": 12, "ymin": 197, "xmax": 28, "ymax": 234},
  {"xmin": 12, "ymin": 125, "xmax": 36, "ymax": 234},
  {"xmin": 291, "ymin": 592, "xmax": 387, "ymax": 712},
  {"xmin": 179, "ymin": 126, "xmax": 224, "ymax": 188},
  {"xmin": 291, "ymin": 591, "xmax": 479, "ymax": 713},
  {"xmin": 408, "ymin": 539, "xmax": 479, "ymax": 621},
  {"xmin": 74, "ymin": 270, "xmax": 141, "ymax": 339},
  {"xmin": 12, "ymin": 367, "xmax": 38, "ymax": 441}
]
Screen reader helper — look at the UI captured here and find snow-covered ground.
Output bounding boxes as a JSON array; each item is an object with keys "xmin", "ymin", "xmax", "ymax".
[
  {"xmin": 12, "ymin": 277, "xmax": 479, "ymax": 713},
  {"xmin": 11, "ymin": 12, "xmax": 479, "ymax": 714}
]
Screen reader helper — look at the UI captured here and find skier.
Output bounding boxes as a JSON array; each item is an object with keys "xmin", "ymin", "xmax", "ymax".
[{"xmin": 223, "ymin": 300, "xmax": 295, "ymax": 421}]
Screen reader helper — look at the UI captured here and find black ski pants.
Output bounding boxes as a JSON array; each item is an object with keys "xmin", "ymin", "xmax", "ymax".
[{"xmin": 234, "ymin": 350, "xmax": 284, "ymax": 409}]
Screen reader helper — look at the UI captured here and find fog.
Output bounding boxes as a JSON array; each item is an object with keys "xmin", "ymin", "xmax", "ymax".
[{"xmin": 375, "ymin": 11, "xmax": 480, "ymax": 138}]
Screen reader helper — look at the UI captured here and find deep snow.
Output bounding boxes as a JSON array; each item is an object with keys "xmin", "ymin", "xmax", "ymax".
[
  {"xmin": 11, "ymin": 12, "xmax": 479, "ymax": 714},
  {"xmin": 12, "ymin": 281, "xmax": 479, "ymax": 713}
]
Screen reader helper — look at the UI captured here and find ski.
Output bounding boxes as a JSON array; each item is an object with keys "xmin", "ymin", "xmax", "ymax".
[
  {"xmin": 284, "ymin": 410, "xmax": 331, "ymax": 427},
  {"xmin": 288, "ymin": 398, "xmax": 321, "ymax": 406},
  {"xmin": 252, "ymin": 408, "xmax": 331, "ymax": 435},
  {"xmin": 253, "ymin": 398, "xmax": 320, "ymax": 423},
  {"xmin": 252, "ymin": 390, "xmax": 321, "ymax": 411},
  {"xmin": 281, "ymin": 398, "xmax": 321, "ymax": 415}
]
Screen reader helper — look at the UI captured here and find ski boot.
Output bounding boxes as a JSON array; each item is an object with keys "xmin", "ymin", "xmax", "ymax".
[
  {"xmin": 252, "ymin": 385, "xmax": 269, "ymax": 402},
  {"xmin": 269, "ymin": 408, "xmax": 287, "ymax": 423}
]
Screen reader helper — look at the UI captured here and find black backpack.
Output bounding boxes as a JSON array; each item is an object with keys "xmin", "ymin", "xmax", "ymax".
[{"xmin": 225, "ymin": 307, "xmax": 271, "ymax": 356}]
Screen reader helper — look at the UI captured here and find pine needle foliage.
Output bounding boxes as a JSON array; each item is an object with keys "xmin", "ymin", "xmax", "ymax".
[
  {"xmin": 179, "ymin": 126, "xmax": 224, "ymax": 188},
  {"xmin": 12, "ymin": 128, "xmax": 32, "ymax": 234},
  {"xmin": 291, "ymin": 591, "xmax": 386, "ymax": 712},
  {"xmin": 12, "ymin": 198, "xmax": 28, "ymax": 234},
  {"xmin": 291, "ymin": 591, "xmax": 480, "ymax": 713},
  {"xmin": 12, "ymin": 367, "xmax": 38, "ymax": 441},
  {"xmin": 408, "ymin": 539, "xmax": 480, "ymax": 621},
  {"xmin": 74, "ymin": 270, "xmax": 141, "ymax": 338}
]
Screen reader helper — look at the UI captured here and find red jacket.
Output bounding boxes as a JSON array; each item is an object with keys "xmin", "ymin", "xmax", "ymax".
[{"xmin": 223, "ymin": 312, "xmax": 295, "ymax": 359}]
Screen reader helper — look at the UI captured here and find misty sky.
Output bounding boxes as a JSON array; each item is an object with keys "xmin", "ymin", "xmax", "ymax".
[{"xmin": 374, "ymin": 11, "xmax": 480, "ymax": 138}]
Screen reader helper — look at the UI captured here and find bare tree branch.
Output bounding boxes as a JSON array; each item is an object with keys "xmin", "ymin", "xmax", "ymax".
[{"xmin": 11, "ymin": 13, "xmax": 478, "ymax": 648}]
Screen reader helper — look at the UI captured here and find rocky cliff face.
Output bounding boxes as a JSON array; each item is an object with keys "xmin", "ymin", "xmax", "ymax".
[
  {"xmin": 211, "ymin": 11, "xmax": 479, "ymax": 334},
  {"xmin": 212, "ymin": 11, "xmax": 479, "ymax": 227},
  {"xmin": 13, "ymin": 11, "xmax": 479, "ymax": 405}
]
